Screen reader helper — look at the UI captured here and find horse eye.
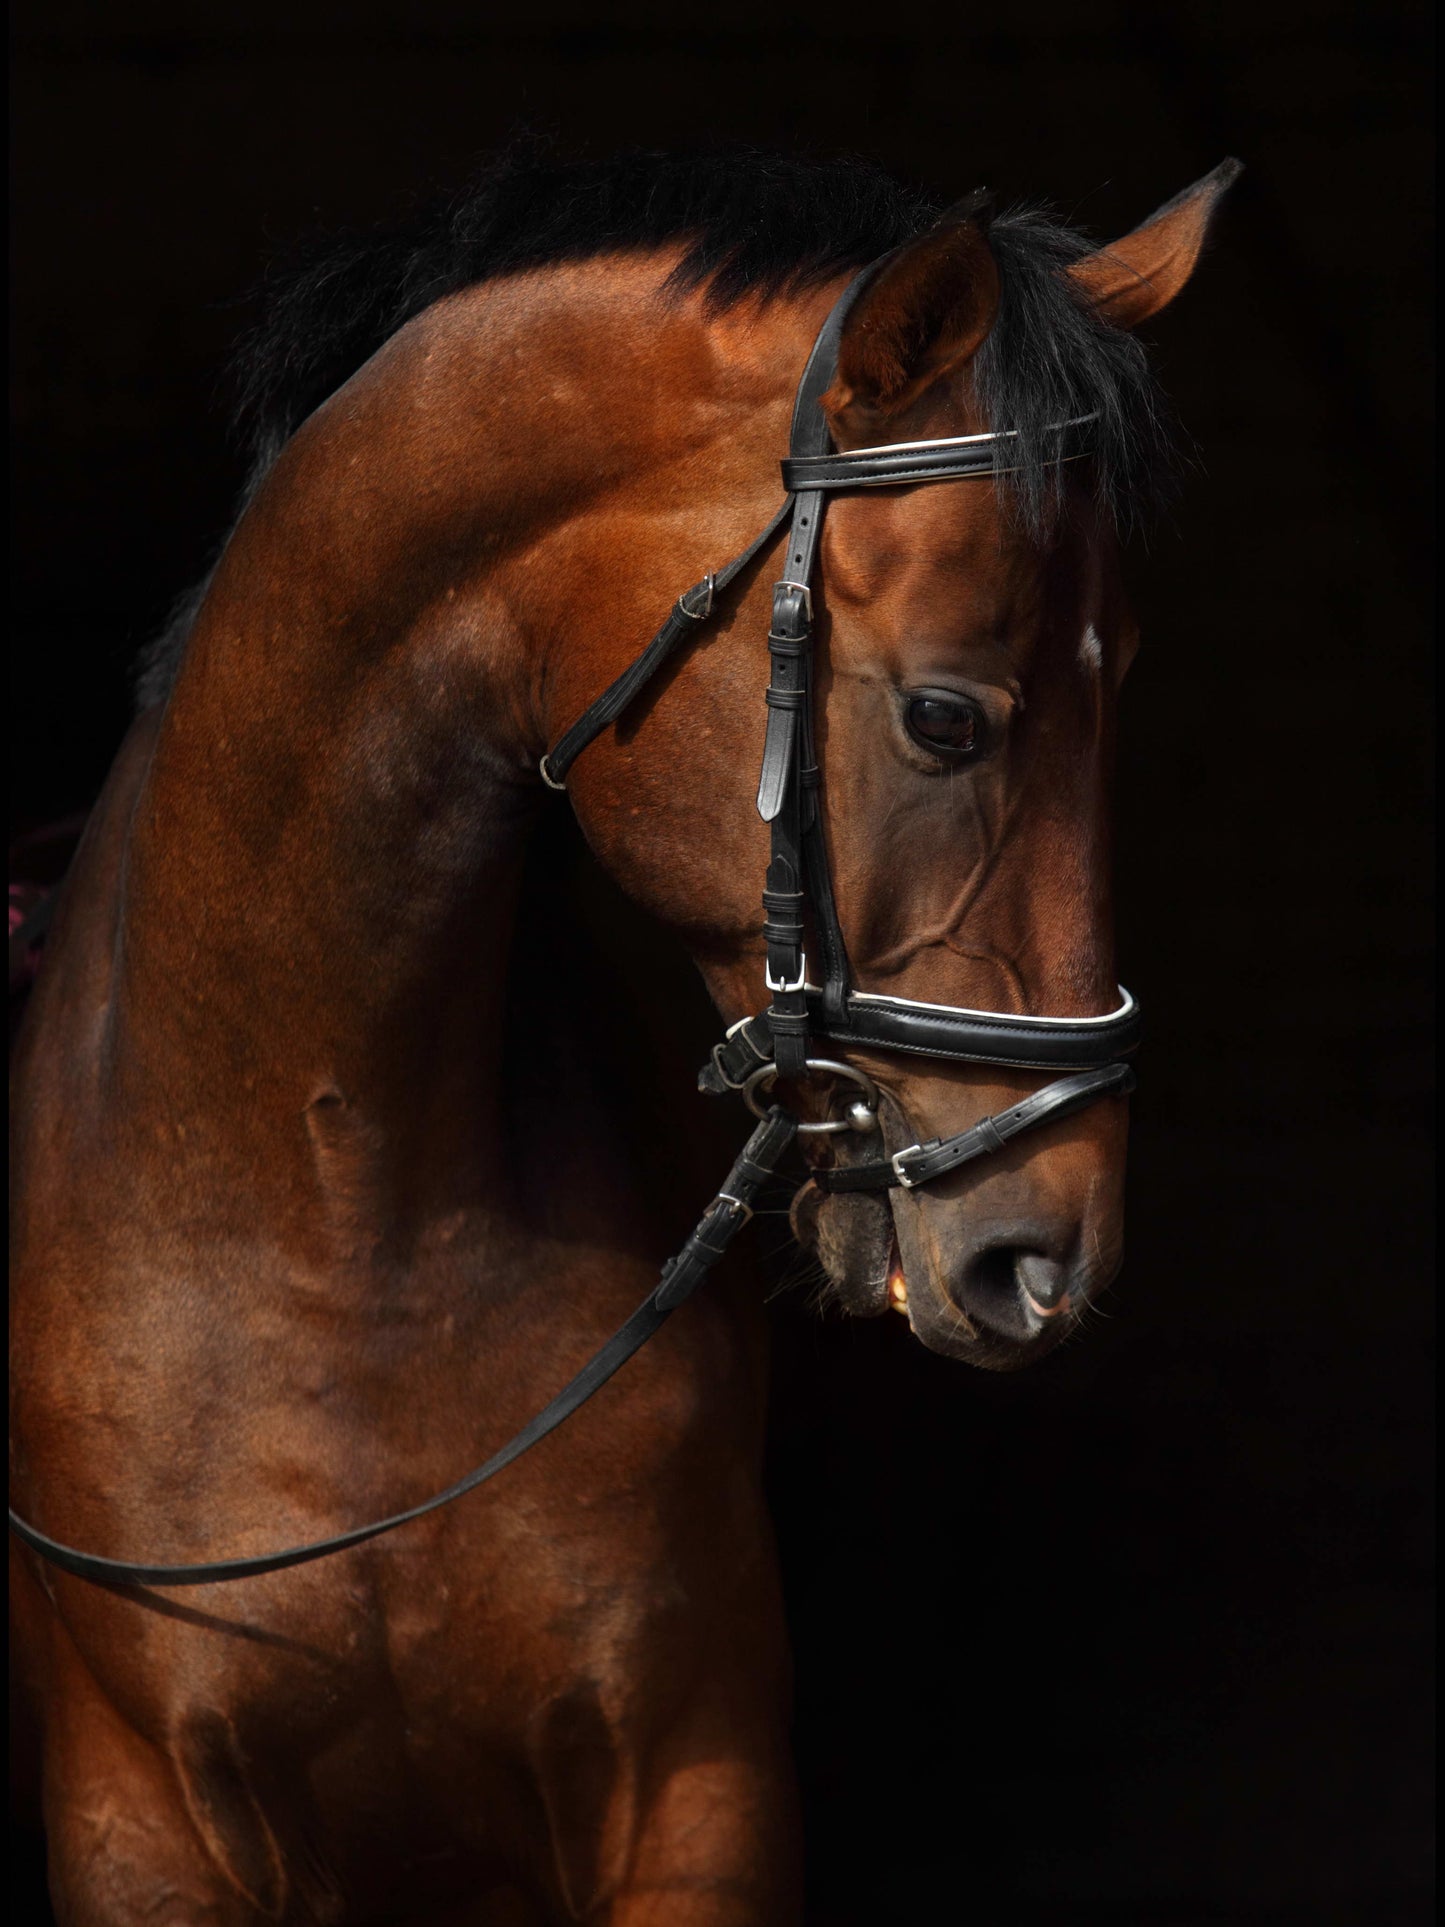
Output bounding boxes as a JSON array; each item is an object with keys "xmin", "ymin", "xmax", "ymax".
[{"xmin": 904, "ymin": 692, "xmax": 983, "ymax": 758}]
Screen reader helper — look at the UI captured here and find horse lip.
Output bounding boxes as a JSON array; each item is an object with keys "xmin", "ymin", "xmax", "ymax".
[
  {"xmin": 886, "ymin": 1235, "xmax": 909, "ymax": 1314},
  {"xmin": 788, "ymin": 1175, "xmax": 823, "ymax": 1249}
]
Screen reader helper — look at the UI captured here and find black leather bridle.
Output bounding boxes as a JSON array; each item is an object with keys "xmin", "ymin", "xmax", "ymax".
[
  {"xmin": 545, "ymin": 263, "xmax": 1137, "ymax": 1185},
  {"xmin": 10, "ymin": 265, "xmax": 1138, "ymax": 1587}
]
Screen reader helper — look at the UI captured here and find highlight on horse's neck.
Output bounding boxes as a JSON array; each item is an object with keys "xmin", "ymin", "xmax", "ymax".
[{"xmin": 109, "ymin": 258, "xmax": 825, "ymax": 1209}]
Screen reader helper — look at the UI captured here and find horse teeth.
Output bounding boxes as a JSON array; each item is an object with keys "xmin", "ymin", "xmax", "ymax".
[{"xmin": 888, "ymin": 1274, "xmax": 909, "ymax": 1313}]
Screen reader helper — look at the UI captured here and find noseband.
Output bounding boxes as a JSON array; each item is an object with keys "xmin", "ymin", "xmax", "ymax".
[{"xmin": 10, "ymin": 267, "xmax": 1138, "ymax": 1586}]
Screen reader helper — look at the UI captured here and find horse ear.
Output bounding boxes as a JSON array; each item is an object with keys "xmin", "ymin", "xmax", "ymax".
[
  {"xmin": 824, "ymin": 193, "xmax": 1001, "ymax": 424},
  {"xmin": 1068, "ymin": 159, "xmax": 1243, "ymax": 329}
]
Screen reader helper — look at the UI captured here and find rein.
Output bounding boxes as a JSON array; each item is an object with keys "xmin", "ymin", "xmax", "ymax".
[{"xmin": 10, "ymin": 266, "xmax": 1137, "ymax": 1588}]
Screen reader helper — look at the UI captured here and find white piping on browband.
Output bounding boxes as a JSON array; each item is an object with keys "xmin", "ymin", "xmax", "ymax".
[
  {"xmin": 842, "ymin": 985, "xmax": 1137, "ymax": 1029},
  {"xmin": 840, "ymin": 411, "xmax": 1099, "ymax": 461}
]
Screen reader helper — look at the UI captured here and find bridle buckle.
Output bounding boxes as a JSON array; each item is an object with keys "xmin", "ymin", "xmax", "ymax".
[
  {"xmin": 677, "ymin": 573, "xmax": 716, "ymax": 622},
  {"xmin": 889, "ymin": 1146, "xmax": 923, "ymax": 1189},
  {"xmin": 764, "ymin": 950, "xmax": 808, "ymax": 994},
  {"xmin": 773, "ymin": 579, "xmax": 813, "ymax": 623}
]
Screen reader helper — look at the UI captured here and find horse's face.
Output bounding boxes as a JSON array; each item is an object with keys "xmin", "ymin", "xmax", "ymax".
[
  {"xmin": 794, "ymin": 469, "xmax": 1135, "ymax": 1368},
  {"xmin": 563, "ymin": 167, "xmax": 1235, "ymax": 1369}
]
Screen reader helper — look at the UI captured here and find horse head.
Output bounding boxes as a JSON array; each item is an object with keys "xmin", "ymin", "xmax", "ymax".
[{"xmin": 562, "ymin": 164, "xmax": 1238, "ymax": 1369}]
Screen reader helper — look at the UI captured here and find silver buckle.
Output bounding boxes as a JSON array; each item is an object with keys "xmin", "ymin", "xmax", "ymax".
[
  {"xmin": 714, "ymin": 1190, "xmax": 754, "ymax": 1227},
  {"xmin": 765, "ymin": 949, "xmax": 808, "ymax": 994},
  {"xmin": 677, "ymin": 573, "xmax": 715, "ymax": 621},
  {"xmin": 774, "ymin": 579, "xmax": 813, "ymax": 622},
  {"xmin": 890, "ymin": 1146, "xmax": 923, "ymax": 1189}
]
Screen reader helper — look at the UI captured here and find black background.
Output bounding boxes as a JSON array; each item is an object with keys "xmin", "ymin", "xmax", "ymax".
[{"xmin": 10, "ymin": 3, "xmax": 1433, "ymax": 1922}]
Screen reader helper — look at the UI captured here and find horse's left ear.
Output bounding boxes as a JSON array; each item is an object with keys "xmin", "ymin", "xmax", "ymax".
[
  {"xmin": 825, "ymin": 190, "xmax": 1001, "ymax": 423},
  {"xmin": 1068, "ymin": 159, "xmax": 1244, "ymax": 329}
]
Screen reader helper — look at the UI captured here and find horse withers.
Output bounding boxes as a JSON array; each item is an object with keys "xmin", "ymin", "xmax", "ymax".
[{"xmin": 11, "ymin": 150, "xmax": 1235, "ymax": 1923}]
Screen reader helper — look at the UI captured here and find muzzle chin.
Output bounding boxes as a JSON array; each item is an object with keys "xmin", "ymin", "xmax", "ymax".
[
  {"xmin": 789, "ymin": 1176, "xmax": 893, "ymax": 1317},
  {"xmin": 793, "ymin": 1176, "xmax": 1093, "ymax": 1370}
]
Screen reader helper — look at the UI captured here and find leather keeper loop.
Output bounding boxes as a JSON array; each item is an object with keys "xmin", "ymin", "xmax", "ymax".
[
  {"xmin": 690, "ymin": 1221, "xmax": 734, "ymax": 1260},
  {"xmin": 732, "ymin": 1155, "xmax": 773, "ymax": 1189},
  {"xmin": 766, "ymin": 1006, "xmax": 809, "ymax": 1033}
]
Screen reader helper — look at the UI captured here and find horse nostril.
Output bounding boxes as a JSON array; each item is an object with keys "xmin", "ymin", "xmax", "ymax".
[
  {"xmin": 956, "ymin": 1242, "xmax": 1074, "ymax": 1339},
  {"xmin": 1014, "ymin": 1250, "xmax": 1070, "ymax": 1312}
]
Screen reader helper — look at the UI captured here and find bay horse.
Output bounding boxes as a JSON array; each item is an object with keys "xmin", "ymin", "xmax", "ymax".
[{"xmin": 11, "ymin": 149, "xmax": 1236, "ymax": 1923}]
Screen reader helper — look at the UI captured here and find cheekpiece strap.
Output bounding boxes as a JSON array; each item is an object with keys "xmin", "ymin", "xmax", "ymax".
[{"xmin": 753, "ymin": 266, "xmax": 885, "ymax": 1075}]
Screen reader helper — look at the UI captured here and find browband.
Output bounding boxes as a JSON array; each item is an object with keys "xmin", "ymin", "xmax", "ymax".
[{"xmin": 781, "ymin": 415, "xmax": 1096, "ymax": 492}]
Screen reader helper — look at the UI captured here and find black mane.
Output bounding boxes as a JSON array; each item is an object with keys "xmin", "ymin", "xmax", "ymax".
[
  {"xmin": 136, "ymin": 144, "xmax": 1173, "ymax": 707},
  {"xmin": 232, "ymin": 144, "xmax": 941, "ymax": 469}
]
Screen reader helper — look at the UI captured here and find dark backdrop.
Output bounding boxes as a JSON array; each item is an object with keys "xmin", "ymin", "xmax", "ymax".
[{"xmin": 10, "ymin": 4, "xmax": 1433, "ymax": 1922}]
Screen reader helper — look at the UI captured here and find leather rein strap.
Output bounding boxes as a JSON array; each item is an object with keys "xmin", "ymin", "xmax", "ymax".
[
  {"xmin": 10, "ymin": 266, "xmax": 1137, "ymax": 1588},
  {"xmin": 9, "ymin": 1111, "xmax": 797, "ymax": 1586}
]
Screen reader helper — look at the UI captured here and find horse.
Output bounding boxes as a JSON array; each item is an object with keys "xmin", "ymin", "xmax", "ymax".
[{"xmin": 10, "ymin": 148, "xmax": 1236, "ymax": 1923}]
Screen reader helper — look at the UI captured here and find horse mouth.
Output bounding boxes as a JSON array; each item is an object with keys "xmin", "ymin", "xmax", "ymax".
[
  {"xmin": 886, "ymin": 1236, "xmax": 909, "ymax": 1315},
  {"xmin": 792, "ymin": 1178, "xmax": 1078, "ymax": 1360},
  {"xmin": 886, "ymin": 1217, "xmax": 1093, "ymax": 1367}
]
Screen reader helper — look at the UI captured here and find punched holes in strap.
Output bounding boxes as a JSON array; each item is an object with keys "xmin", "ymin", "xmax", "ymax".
[{"xmin": 821, "ymin": 1064, "xmax": 1136, "ymax": 1193}]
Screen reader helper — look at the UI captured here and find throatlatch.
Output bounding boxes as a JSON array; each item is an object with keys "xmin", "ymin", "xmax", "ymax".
[{"xmin": 10, "ymin": 261, "xmax": 1138, "ymax": 1587}]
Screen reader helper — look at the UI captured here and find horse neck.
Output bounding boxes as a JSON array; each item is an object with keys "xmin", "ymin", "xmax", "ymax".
[{"xmin": 111, "ymin": 259, "xmax": 821, "ymax": 1256}]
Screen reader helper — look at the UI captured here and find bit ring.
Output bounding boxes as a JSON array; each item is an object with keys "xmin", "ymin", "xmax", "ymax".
[{"xmin": 742, "ymin": 1058, "xmax": 880, "ymax": 1134}]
